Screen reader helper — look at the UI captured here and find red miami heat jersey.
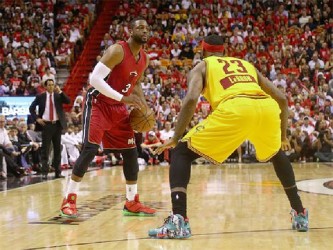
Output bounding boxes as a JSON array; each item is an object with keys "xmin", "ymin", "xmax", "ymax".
[{"xmin": 98, "ymin": 41, "xmax": 147, "ymax": 105}]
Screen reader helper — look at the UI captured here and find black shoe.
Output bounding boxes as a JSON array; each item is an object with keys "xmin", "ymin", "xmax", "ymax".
[
  {"xmin": 32, "ymin": 164, "xmax": 42, "ymax": 173},
  {"xmin": 42, "ymin": 174, "xmax": 48, "ymax": 180},
  {"xmin": 55, "ymin": 174, "xmax": 65, "ymax": 179}
]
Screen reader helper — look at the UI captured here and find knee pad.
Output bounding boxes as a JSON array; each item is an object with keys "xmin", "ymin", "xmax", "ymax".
[
  {"xmin": 72, "ymin": 143, "xmax": 99, "ymax": 178},
  {"xmin": 121, "ymin": 148, "xmax": 139, "ymax": 181}
]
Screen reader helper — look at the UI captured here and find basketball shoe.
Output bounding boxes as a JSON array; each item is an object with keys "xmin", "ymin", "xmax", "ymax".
[
  {"xmin": 60, "ymin": 193, "xmax": 78, "ymax": 218},
  {"xmin": 123, "ymin": 194, "xmax": 156, "ymax": 216},
  {"xmin": 148, "ymin": 214, "xmax": 191, "ymax": 239},
  {"xmin": 290, "ymin": 208, "xmax": 308, "ymax": 232},
  {"xmin": 153, "ymin": 158, "xmax": 160, "ymax": 165}
]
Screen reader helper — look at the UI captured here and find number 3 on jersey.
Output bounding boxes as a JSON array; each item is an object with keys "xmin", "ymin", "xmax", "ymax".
[{"xmin": 122, "ymin": 83, "xmax": 131, "ymax": 93}]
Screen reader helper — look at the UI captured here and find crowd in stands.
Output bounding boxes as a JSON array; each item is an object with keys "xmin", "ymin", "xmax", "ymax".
[
  {"xmin": 1, "ymin": 0, "xmax": 333, "ymax": 179},
  {"xmin": 0, "ymin": 0, "xmax": 96, "ymax": 96}
]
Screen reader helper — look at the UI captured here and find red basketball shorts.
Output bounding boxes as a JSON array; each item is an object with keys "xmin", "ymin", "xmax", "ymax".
[{"xmin": 82, "ymin": 94, "xmax": 136, "ymax": 150}]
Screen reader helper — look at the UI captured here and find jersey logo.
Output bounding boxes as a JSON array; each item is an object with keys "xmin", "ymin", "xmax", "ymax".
[{"xmin": 130, "ymin": 71, "xmax": 138, "ymax": 77}]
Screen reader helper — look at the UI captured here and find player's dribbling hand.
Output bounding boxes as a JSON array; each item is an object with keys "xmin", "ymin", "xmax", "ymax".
[
  {"xmin": 121, "ymin": 94, "xmax": 143, "ymax": 108},
  {"xmin": 281, "ymin": 138, "xmax": 291, "ymax": 151},
  {"xmin": 153, "ymin": 138, "xmax": 178, "ymax": 155}
]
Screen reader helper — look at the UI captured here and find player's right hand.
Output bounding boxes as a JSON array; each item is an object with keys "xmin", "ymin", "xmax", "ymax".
[
  {"xmin": 281, "ymin": 138, "xmax": 291, "ymax": 151},
  {"xmin": 121, "ymin": 94, "xmax": 143, "ymax": 108},
  {"xmin": 153, "ymin": 137, "xmax": 178, "ymax": 155}
]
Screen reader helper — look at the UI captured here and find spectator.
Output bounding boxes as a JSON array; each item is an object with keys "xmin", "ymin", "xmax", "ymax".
[
  {"xmin": 100, "ymin": 33, "xmax": 113, "ymax": 50},
  {"xmin": 273, "ymin": 72, "xmax": 287, "ymax": 89},
  {"xmin": 324, "ymin": 54, "xmax": 333, "ymax": 72},
  {"xmin": 159, "ymin": 121, "xmax": 175, "ymax": 164},
  {"xmin": 286, "ymin": 130, "xmax": 302, "ymax": 162},
  {"xmin": 313, "ymin": 129, "xmax": 333, "ymax": 162},
  {"xmin": 301, "ymin": 116, "xmax": 315, "ymax": 135},
  {"xmin": 69, "ymin": 25, "xmax": 82, "ymax": 44},
  {"xmin": 0, "ymin": 115, "xmax": 23, "ymax": 179},
  {"xmin": 42, "ymin": 67, "xmax": 56, "ymax": 86},
  {"xmin": 230, "ymin": 27, "xmax": 244, "ymax": 46},
  {"xmin": 299, "ymin": 8, "xmax": 311, "ymax": 28},
  {"xmin": 55, "ymin": 42, "xmax": 71, "ymax": 67},
  {"xmin": 61, "ymin": 126, "xmax": 81, "ymax": 167},
  {"xmin": 140, "ymin": 131, "xmax": 162, "ymax": 165},
  {"xmin": 308, "ymin": 52, "xmax": 325, "ymax": 71},
  {"xmin": 27, "ymin": 69, "xmax": 42, "ymax": 95},
  {"xmin": 170, "ymin": 43, "xmax": 182, "ymax": 58},
  {"xmin": 17, "ymin": 121, "xmax": 41, "ymax": 173},
  {"xmin": 179, "ymin": 43, "xmax": 194, "ymax": 60}
]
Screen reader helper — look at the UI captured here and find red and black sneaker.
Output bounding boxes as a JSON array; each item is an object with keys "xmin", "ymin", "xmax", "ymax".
[
  {"xmin": 60, "ymin": 193, "xmax": 78, "ymax": 218},
  {"xmin": 123, "ymin": 194, "xmax": 156, "ymax": 216}
]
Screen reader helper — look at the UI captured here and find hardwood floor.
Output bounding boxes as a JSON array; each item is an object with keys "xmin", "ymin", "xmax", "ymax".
[{"xmin": 1, "ymin": 162, "xmax": 332, "ymax": 250}]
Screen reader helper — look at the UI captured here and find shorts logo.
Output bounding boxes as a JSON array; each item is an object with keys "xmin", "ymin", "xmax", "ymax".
[
  {"xmin": 196, "ymin": 125, "xmax": 205, "ymax": 132},
  {"xmin": 192, "ymin": 125, "xmax": 205, "ymax": 135},
  {"xmin": 128, "ymin": 138, "xmax": 135, "ymax": 145}
]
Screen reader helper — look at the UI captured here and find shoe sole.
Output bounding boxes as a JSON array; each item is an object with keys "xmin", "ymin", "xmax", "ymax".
[
  {"xmin": 296, "ymin": 227, "xmax": 308, "ymax": 232},
  {"xmin": 123, "ymin": 210, "xmax": 156, "ymax": 217},
  {"xmin": 291, "ymin": 222, "xmax": 308, "ymax": 232},
  {"xmin": 59, "ymin": 210, "xmax": 78, "ymax": 218},
  {"xmin": 149, "ymin": 230, "xmax": 191, "ymax": 238},
  {"xmin": 150, "ymin": 233, "xmax": 192, "ymax": 239}
]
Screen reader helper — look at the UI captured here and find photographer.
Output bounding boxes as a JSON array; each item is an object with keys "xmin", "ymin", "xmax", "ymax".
[{"xmin": 313, "ymin": 129, "xmax": 333, "ymax": 162}]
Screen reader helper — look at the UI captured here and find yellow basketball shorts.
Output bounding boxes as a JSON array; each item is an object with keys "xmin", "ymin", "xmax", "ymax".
[{"xmin": 182, "ymin": 97, "xmax": 281, "ymax": 164}]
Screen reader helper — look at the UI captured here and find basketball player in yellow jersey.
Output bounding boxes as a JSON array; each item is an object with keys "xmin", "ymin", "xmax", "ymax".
[{"xmin": 148, "ymin": 34, "xmax": 308, "ymax": 239}]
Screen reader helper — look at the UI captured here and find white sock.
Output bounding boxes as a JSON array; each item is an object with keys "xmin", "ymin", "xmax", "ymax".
[
  {"xmin": 65, "ymin": 179, "xmax": 80, "ymax": 198},
  {"xmin": 126, "ymin": 184, "xmax": 137, "ymax": 201}
]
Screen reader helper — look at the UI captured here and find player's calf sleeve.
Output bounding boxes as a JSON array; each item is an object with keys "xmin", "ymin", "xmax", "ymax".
[
  {"xmin": 271, "ymin": 149, "xmax": 304, "ymax": 213},
  {"xmin": 121, "ymin": 148, "xmax": 139, "ymax": 181},
  {"xmin": 169, "ymin": 142, "xmax": 200, "ymax": 189},
  {"xmin": 171, "ymin": 191, "xmax": 187, "ymax": 219},
  {"xmin": 271, "ymin": 149, "xmax": 296, "ymax": 187},
  {"xmin": 170, "ymin": 142, "xmax": 200, "ymax": 218},
  {"xmin": 72, "ymin": 144, "xmax": 99, "ymax": 178}
]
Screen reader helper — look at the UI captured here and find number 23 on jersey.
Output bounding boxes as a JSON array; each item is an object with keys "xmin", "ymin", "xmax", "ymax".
[{"xmin": 217, "ymin": 58, "xmax": 256, "ymax": 90}]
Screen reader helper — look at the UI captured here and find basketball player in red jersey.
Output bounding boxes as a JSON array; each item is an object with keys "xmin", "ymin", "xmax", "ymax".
[{"xmin": 60, "ymin": 17, "xmax": 156, "ymax": 217}]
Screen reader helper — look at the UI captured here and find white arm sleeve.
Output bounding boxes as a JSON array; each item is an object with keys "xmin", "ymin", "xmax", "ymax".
[{"xmin": 89, "ymin": 62, "xmax": 123, "ymax": 101}]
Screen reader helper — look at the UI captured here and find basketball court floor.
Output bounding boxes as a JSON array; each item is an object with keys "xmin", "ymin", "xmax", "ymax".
[{"xmin": 1, "ymin": 162, "xmax": 332, "ymax": 249}]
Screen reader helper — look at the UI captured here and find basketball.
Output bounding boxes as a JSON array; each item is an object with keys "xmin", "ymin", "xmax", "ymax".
[{"xmin": 129, "ymin": 108, "xmax": 155, "ymax": 132}]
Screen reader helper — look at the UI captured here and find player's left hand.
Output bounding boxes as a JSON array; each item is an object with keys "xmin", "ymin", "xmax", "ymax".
[
  {"xmin": 121, "ymin": 94, "xmax": 144, "ymax": 109},
  {"xmin": 153, "ymin": 137, "xmax": 178, "ymax": 155},
  {"xmin": 281, "ymin": 137, "xmax": 291, "ymax": 151}
]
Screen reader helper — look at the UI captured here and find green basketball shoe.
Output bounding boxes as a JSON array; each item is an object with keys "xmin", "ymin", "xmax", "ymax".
[{"xmin": 290, "ymin": 208, "xmax": 309, "ymax": 232}]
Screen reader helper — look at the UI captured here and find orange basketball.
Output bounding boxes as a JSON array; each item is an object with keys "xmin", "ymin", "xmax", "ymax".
[{"xmin": 129, "ymin": 108, "xmax": 155, "ymax": 132}]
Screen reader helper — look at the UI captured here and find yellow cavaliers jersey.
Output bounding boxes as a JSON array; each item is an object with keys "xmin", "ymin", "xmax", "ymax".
[{"xmin": 203, "ymin": 56, "xmax": 269, "ymax": 110}]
